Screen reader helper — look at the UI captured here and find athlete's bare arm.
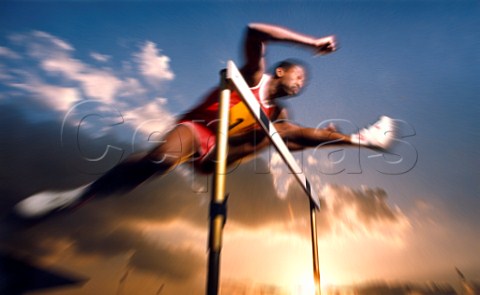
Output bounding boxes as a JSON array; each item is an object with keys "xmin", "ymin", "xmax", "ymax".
[{"xmin": 242, "ymin": 23, "xmax": 337, "ymax": 86}]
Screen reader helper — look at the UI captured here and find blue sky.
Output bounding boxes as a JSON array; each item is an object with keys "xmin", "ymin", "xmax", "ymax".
[{"xmin": 1, "ymin": 1, "xmax": 479, "ymax": 294}]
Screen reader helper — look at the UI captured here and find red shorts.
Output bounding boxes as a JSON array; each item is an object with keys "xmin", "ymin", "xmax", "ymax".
[{"xmin": 178, "ymin": 121, "xmax": 216, "ymax": 165}]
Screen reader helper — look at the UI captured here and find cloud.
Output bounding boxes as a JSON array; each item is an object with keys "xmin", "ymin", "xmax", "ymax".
[
  {"xmin": 129, "ymin": 244, "xmax": 202, "ymax": 280},
  {"xmin": 9, "ymin": 78, "xmax": 80, "ymax": 112},
  {"xmin": 42, "ymin": 215, "xmax": 201, "ymax": 281},
  {"xmin": 123, "ymin": 97, "xmax": 175, "ymax": 151},
  {"xmin": 269, "ymin": 151, "xmax": 296, "ymax": 199},
  {"xmin": 90, "ymin": 52, "xmax": 111, "ymax": 62},
  {"xmin": 320, "ymin": 184, "xmax": 410, "ymax": 242},
  {"xmin": 266, "ymin": 148, "xmax": 409, "ymax": 242},
  {"xmin": 134, "ymin": 41, "xmax": 174, "ymax": 83},
  {"xmin": 4, "ymin": 30, "xmax": 123, "ymax": 106},
  {"xmin": 0, "ymin": 46, "xmax": 21, "ymax": 59},
  {"xmin": 118, "ymin": 77, "xmax": 146, "ymax": 97},
  {"xmin": 1, "ymin": 178, "xmax": 205, "ymax": 279},
  {"xmin": 0, "ymin": 64, "xmax": 14, "ymax": 81},
  {"xmin": 31, "ymin": 31, "xmax": 74, "ymax": 51},
  {"xmin": 40, "ymin": 54, "xmax": 122, "ymax": 102},
  {"xmin": 8, "ymin": 30, "xmax": 73, "ymax": 60},
  {"xmin": 325, "ymin": 185, "xmax": 396, "ymax": 223},
  {"xmin": 0, "ymin": 30, "xmax": 175, "ymax": 147}
]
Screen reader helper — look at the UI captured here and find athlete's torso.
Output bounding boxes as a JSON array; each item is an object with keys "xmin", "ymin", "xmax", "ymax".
[{"xmin": 179, "ymin": 74, "xmax": 278, "ymax": 135}]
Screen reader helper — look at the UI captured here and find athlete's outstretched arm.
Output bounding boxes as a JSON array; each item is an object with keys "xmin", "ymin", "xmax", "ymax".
[
  {"xmin": 242, "ymin": 23, "xmax": 337, "ymax": 86},
  {"xmin": 273, "ymin": 109, "xmax": 397, "ymax": 151}
]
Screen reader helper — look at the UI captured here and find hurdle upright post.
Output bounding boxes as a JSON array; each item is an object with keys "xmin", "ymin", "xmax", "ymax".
[
  {"xmin": 310, "ymin": 200, "xmax": 321, "ymax": 295},
  {"xmin": 206, "ymin": 69, "xmax": 231, "ymax": 295}
]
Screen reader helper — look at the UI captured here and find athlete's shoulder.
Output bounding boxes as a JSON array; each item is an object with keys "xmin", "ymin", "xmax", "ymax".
[{"xmin": 257, "ymin": 74, "xmax": 271, "ymax": 87}]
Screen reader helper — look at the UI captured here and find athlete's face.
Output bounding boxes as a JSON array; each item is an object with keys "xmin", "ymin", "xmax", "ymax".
[{"xmin": 276, "ymin": 65, "xmax": 306, "ymax": 96}]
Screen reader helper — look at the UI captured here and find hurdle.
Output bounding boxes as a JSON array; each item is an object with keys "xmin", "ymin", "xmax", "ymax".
[{"xmin": 206, "ymin": 61, "xmax": 322, "ymax": 295}]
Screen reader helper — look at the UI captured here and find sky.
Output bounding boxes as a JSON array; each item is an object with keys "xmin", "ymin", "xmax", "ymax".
[{"xmin": 0, "ymin": 1, "xmax": 479, "ymax": 294}]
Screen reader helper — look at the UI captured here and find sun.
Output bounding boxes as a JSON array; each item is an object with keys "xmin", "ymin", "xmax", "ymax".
[
  {"xmin": 288, "ymin": 275, "xmax": 315, "ymax": 295},
  {"xmin": 287, "ymin": 271, "xmax": 339, "ymax": 295}
]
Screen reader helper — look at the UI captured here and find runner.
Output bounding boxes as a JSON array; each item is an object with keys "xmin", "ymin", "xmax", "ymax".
[{"xmin": 15, "ymin": 23, "xmax": 395, "ymax": 219}]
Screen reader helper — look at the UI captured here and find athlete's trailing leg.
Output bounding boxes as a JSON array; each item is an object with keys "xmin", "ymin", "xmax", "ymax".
[{"xmin": 15, "ymin": 125, "xmax": 199, "ymax": 218}]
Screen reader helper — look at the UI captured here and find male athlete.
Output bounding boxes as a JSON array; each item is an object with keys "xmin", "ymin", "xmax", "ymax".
[{"xmin": 15, "ymin": 23, "xmax": 395, "ymax": 218}]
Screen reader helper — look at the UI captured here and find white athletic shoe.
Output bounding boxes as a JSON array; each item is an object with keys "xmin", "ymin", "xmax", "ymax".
[
  {"xmin": 14, "ymin": 185, "xmax": 90, "ymax": 219},
  {"xmin": 350, "ymin": 116, "xmax": 396, "ymax": 149}
]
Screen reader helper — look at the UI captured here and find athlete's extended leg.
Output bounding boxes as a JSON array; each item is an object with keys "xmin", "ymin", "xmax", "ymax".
[
  {"xmin": 15, "ymin": 125, "xmax": 200, "ymax": 218},
  {"xmin": 84, "ymin": 124, "xmax": 199, "ymax": 197},
  {"xmin": 276, "ymin": 116, "xmax": 396, "ymax": 151}
]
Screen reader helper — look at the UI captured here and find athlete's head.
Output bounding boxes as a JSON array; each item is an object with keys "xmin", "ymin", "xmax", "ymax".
[{"xmin": 272, "ymin": 59, "xmax": 308, "ymax": 97}]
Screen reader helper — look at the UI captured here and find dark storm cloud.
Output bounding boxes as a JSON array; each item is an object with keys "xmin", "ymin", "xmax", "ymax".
[
  {"xmin": 129, "ymin": 244, "xmax": 202, "ymax": 281},
  {"xmin": 0, "ymin": 102, "xmax": 94, "ymax": 209},
  {"xmin": 0, "ymin": 95, "xmax": 201, "ymax": 281},
  {"xmin": 0, "ymin": 100, "xmax": 130, "ymax": 214},
  {"xmin": 0, "ymin": 102, "xmax": 202, "ymax": 280},
  {"xmin": 1, "ymin": 190, "xmax": 205, "ymax": 280}
]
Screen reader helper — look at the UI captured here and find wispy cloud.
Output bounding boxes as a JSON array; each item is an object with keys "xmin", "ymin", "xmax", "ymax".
[
  {"xmin": 40, "ymin": 54, "xmax": 122, "ymax": 102},
  {"xmin": 9, "ymin": 79, "xmax": 80, "ymax": 112},
  {"xmin": 134, "ymin": 41, "xmax": 174, "ymax": 83},
  {"xmin": 31, "ymin": 30, "xmax": 74, "ymax": 51},
  {"xmin": 0, "ymin": 64, "xmax": 14, "ymax": 81},
  {"xmin": 90, "ymin": 52, "xmax": 111, "ymax": 62},
  {"xmin": 0, "ymin": 46, "xmax": 21, "ymax": 59}
]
